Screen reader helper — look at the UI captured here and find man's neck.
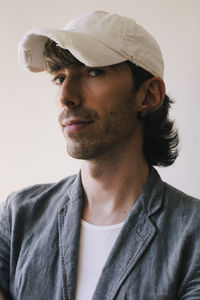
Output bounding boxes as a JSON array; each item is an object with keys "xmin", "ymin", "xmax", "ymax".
[{"xmin": 80, "ymin": 141, "xmax": 149, "ymax": 226}]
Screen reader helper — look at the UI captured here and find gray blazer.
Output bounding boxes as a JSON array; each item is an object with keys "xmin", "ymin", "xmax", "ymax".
[{"xmin": 0, "ymin": 168, "xmax": 200, "ymax": 299}]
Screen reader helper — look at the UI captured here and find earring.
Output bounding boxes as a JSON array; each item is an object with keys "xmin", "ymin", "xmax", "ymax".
[{"xmin": 138, "ymin": 110, "xmax": 146, "ymax": 119}]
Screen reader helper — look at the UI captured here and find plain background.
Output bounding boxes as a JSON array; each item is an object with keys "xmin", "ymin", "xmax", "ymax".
[{"xmin": 0, "ymin": 0, "xmax": 200, "ymax": 201}]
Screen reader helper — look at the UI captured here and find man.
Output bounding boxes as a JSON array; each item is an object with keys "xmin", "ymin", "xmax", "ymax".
[{"xmin": 0, "ymin": 10, "xmax": 199, "ymax": 300}]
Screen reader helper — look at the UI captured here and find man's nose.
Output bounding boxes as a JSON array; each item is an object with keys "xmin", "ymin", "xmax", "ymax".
[{"xmin": 58, "ymin": 76, "xmax": 81, "ymax": 108}]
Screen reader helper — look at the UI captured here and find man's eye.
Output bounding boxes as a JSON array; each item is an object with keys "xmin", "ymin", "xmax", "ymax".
[
  {"xmin": 88, "ymin": 69, "xmax": 104, "ymax": 77},
  {"xmin": 52, "ymin": 76, "xmax": 65, "ymax": 85}
]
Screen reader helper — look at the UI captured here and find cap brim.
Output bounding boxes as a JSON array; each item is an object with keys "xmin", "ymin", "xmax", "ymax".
[{"xmin": 18, "ymin": 29, "xmax": 127, "ymax": 72}]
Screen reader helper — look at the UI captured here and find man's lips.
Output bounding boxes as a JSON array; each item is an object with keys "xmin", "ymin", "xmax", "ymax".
[{"xmin": 62, "ymin": 119, "xmax": 94, "ymax": 133}]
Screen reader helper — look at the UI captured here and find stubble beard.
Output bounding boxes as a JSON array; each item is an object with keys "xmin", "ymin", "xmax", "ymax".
[
  {"xmin": 65, "ymin": 111, "xmax": 140, "ymax": 161},
  {"xmin": 66, "ymin": 138, "xmax": 110, "ymax": 160},
  {"xmin": 62, "ymin": 88, "xmax": 140, "ymax": 161}
]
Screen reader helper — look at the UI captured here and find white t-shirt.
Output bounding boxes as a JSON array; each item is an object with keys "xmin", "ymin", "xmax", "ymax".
[{"xmin": 75, "ymin": 219, "xmax": 124, "ymax": 300}]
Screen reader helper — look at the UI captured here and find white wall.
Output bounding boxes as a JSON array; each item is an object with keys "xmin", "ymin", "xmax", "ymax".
[{"xmin": 1, "ymin": 0, "xmax": 200, "ymax": 200}]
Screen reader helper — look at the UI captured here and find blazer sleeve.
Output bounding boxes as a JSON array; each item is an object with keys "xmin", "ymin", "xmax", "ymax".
[
  {"xmin": 179, "ymin": 270, "xmax": 200, "ymax": 300},
  {"xmin": 0, "ymin": 199, "xmax": 10, "ymax": 298},
  {"xmin": 178, "ymin": 211, "xmax": 200, "ymax": 300}
]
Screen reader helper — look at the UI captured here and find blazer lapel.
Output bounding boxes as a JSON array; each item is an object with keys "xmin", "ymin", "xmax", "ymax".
[
  {"xmin": 58, "ymin": 173, "xmax": 84, "ymax": 300},
  {"xmin": 92, "ymin": 168, "xmax": 164, "ymax": 300},
  {"xmin": 92, "ymin": 212, "xmax": 157, "ymax": 299}
]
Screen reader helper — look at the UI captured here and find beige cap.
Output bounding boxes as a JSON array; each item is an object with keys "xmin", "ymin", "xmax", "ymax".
[{"xmin": 18, "ymin": 10, "xmax": 164, "ymax": 78}]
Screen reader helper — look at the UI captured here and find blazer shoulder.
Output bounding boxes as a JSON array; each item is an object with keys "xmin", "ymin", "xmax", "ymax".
[
  {"xmin": 162, "ymin": 182, "xmax": 200, "ymax": 226},
  {"xmin": 163, "ymin": 182, "xmax": 200, "ymax": 205},
  {"xmin": 4, "ymin": 174, "xmax": 77, "ymax": 208}
]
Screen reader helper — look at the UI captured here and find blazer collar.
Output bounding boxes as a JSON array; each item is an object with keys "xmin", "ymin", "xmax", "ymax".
[{"xmin": 66, "ymin": 167, "xmax": 164, "ymax": 216}]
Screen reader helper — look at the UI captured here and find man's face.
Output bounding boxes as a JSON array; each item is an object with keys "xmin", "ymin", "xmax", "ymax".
[{"xmin": 52, "ymin": 62, "xmax": 142, "ymax": 160}]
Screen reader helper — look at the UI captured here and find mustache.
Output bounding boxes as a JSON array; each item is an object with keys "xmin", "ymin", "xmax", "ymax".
[{"xmin": 58, "ymin": 107, "xmax": 99, "ymax": 124}]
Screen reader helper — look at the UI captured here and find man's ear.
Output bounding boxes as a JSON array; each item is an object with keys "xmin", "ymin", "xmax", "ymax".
[{"xmin": 137, "ymin": 77, "xmax": 166, "ymax": 117}]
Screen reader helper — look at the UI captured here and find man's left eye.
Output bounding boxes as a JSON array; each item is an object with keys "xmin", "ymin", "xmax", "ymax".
[
  {"xmin": 88, "ymin": 69, "xmax": 104, "ymax": 77},
  {"xmin": 52, "ymin": 76, "xmax": 65, "ymax": 85}
]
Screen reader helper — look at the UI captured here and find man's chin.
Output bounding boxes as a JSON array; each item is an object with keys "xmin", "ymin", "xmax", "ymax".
[
  {"xmin": 66, "ymin": 145, "xmax": 93, "ymax": 160},
  {"xmin": 66, "ymin": 143, "xmax": 104, "ymax": 161}
]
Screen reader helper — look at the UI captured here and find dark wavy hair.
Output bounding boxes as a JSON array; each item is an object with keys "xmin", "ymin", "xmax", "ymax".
[
  {"xmin": 127, "ymin": 62, "xmax": 179, "ymax": 167},
  {"xmin": 43, "ymin": 39, "xmax": 179, "ymax": 167}
]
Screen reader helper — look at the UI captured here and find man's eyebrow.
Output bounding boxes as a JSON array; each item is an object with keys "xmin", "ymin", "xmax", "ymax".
[
  {"xmin": 48, "ymin": 62, "xmax": 86, "ymax": 74},
  {"xmin": 48, "ymin": 69, "xmax": 65, "ymax": 75}
]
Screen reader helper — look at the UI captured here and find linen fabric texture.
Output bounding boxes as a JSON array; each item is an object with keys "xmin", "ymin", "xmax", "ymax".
[{"xmin": 0, "ymin": 168, "xmax": 200, "ymax": 299}]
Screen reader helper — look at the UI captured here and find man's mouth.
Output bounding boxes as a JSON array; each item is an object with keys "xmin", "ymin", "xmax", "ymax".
[{"xmin": 62, "ymin": 119, "xmax": 94, "ymax": 133}]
